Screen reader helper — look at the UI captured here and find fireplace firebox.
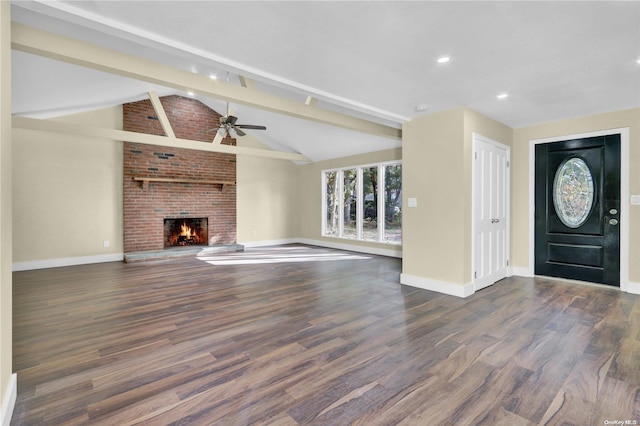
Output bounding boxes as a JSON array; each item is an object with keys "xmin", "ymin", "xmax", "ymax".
[{"xmin": 164, "ymin": 218, "xmax": 208, "ymax": 248}]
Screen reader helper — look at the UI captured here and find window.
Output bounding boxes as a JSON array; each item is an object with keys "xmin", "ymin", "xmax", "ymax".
[
  {"xmin": 343, "ymin": 169, "xmax": 358, "ymax": 238},
  {"xmin": 362, "ymin": 166, "xmax": 378, "ymax": 241},
  {"xmin": 324, "ymin": 171, "xmax": 339, "ymax": 236},
  {"xmin": 322, "ymin": 161, "xmax": 402, "ymax": 244},
  {"xmin": 384, "ymin": 164, "xmax": 402, "ymax": 243}
]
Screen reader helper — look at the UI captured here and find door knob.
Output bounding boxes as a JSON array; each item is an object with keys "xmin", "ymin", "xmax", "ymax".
[
  {"xmin": 491, "ymin": 218, "xmax": 500, "ymax": 223},
  {"xmin": 609, "ymin": 208, "xmax": 618, "ymax": 215},
  {"xmin": 609, "ymin": 218, "xmax": 619, "ymax": 226}
]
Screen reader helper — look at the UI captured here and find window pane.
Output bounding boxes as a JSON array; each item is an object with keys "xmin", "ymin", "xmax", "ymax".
[
  {"xmin": 553, "ymin": 157, "xmax": 594, "ymax": 228},
  {"xmin": 384, "ymin": 164, "xmax": 402, "ymax": 243},
  {"xmin": 362, "ymin": 167, "xmax": 378, "ymax": 241},
  {"xmin": 324, "ymin": 171, "xmax": 339, "ymax": 236},
  {"xmin": 343, "ymin": 169, "xmax": 358, "ymax": 238}
]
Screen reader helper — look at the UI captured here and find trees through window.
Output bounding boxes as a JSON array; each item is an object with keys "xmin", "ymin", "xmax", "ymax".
[{"xmin": 323, "ymin": 162, "xmax": 402, "ymax": 244}]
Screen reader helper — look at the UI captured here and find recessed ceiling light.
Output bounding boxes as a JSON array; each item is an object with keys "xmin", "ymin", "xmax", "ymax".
[
  {"xmin": 497, "ymin": 93, "xmax": 509, "ymax": 100},
  {"xmin": 437, "ymin": 56, "xmax": 450, "ymax": 64},
  {"xmin": 415, "ymin": 104, "xmax": 429, "ymax": 112},
  {"xmin": 636, "ymin": 58, "xmax": 640, "ymax": 64},
  {"xmin": 209, "ymin": 74, "xmax": 218, "ymax": 80},
  {"xmin": 187, "ymin": 91, "xmax": 195, "ymax": 97}
]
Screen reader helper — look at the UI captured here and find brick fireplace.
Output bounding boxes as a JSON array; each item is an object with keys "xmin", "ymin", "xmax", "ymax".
[{"xmin": 123, "ymin": 95, "xmax": 237, "ymax": 256}]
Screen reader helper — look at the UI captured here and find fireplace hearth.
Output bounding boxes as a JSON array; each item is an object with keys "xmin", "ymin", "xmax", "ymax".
[{"xmin": 164, "ymin": 218, "xmax": 208, "ymax": 248}]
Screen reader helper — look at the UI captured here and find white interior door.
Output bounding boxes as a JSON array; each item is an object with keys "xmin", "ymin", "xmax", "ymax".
[{"xmin": 473, "ymin": 134, "xmax": 510, "ymax": 291}]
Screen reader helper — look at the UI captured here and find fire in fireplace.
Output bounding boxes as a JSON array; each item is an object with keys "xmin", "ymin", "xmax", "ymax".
[{"xmin": 164, "ymin": 218, "xmax": 208, "ymax": 248}]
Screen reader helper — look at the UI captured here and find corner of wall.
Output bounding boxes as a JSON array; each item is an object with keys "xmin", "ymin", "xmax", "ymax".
[
  {"xmin": 623, "ymin": 280, "xmax": 640, "ymax": 295},
  {"xmin": 400, "ymin": 273, "xmax": 475, "ymax": 298},
  {"xmin": 0, "ymin": 1, "xmax": 13, "ymax": 422},
  {"xmin": 1, "ymin": 373, "xmax": 16, "ymax": 426}
]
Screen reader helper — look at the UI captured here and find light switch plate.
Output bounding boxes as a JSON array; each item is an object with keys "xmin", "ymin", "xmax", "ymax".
[
  {"xmin": 631, "ymin": 195, "xmax": 640, "ymax": 205},
  {"xmin": 407, "ymin": 197, "xmax": 418, "ymax": 208}
]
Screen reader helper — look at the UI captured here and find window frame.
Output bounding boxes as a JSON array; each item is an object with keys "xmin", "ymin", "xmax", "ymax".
[{"xmin": 322, "ymin": 160, "xmax": 402, "ymax": 245}]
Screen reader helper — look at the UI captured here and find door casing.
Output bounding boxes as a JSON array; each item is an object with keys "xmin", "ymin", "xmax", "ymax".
[{"xmin": 528, "ymin": 128, "xmax": 630, "ymax": 291}]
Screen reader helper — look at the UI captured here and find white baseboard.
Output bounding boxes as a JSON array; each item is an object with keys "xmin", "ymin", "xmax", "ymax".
[
  {"xmin": 241, "ymin": 237, "xmax": 402, "ymax": 258},
  {"xmin": 623, "ymin": 280, "xmax": 640, "ymax": 295},
  {"xmin": 13, "ymin": 253, "xmax": 124, "ymax": 272},
  {"xmin": 511, "ymin": 266, "xmax": 533, "ymax": 277},
  {"xmin": 400, "ymin": 273, "xmax": 475, "ymax": 298},
  {"xmin": 239, "ymin": 238, "xmax": 299, "ymax": 248},
  {"xmin": 297, "ymin": 238, "xmax": 402, "ymax": 258},
  {"xmin": 1, "ymin": 373, "xmax": 16, "ymax": 426}
]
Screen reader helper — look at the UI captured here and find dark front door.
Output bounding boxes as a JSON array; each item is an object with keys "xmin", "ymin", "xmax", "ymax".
[{"xmin": 535, "ymin": 134, "xmax": 621, "ymax": 286}]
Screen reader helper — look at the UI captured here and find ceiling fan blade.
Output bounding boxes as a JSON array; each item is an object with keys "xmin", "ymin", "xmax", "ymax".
[
  {"xmin": 226, "ymin": 115, "xmax": 238, "ymax": 126},
  {"xmin": 235, "ymin": 124, "xmax": 267, "ymax": 130},
  {"xmin": 233, "ymin": 127, "xmax": 246, "ymax": 137}
]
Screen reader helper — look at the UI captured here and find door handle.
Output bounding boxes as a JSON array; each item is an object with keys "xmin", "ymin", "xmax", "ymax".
[
  {"xmin": 491, "ymin": 218, "xmax": 500, "ymax": 224},
  {"xmin": 609, "ymin": 218, "xmax": 618, "ymax": 226}
]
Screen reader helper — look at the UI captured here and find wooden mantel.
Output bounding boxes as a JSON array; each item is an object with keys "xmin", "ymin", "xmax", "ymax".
[{"xmin": 133, "ymin": 177, "xmax": 236, "ymax": 191}]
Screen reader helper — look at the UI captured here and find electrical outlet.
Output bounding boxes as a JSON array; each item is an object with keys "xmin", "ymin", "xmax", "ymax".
[
  {"xmin": 631, "ymin": 195, "xmax": 640, "ymax": 206},
  {"xmin": 103, "ymin": 240, "xmax": 110, "ymax": 248}
]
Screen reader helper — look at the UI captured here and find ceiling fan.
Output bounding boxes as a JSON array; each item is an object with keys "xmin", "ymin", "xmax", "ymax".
[
  {"xmin": 207, "ymin": 72, "xmax": 267, "ymax": 144},
  {"xmin": 209, "ymin": 105, "xmax": 267, "ymax": 144}
]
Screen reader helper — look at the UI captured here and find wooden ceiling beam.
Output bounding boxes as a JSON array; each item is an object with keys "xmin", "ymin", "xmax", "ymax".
[
  {"xmin": 12, "ymin": 116, "xmax": 311, "ymax": 162},
  {"xmin": 147, "ymin": 91, "xmax": 175, "ymax": 138},
  {"xmin": 305, "ymin": 96, "xmax": 318, "ymax": 107},
  {"xmin": 11, "ymin": 23, "xmax": 402, "ymax": 141},
  {"xmin": 238, "ymin": 76, "xmax": 255, "ymax": 89}
]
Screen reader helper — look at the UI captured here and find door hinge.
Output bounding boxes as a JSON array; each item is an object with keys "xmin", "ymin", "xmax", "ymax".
[
  {"xmin": 474, "ymin": 271, "xmax": 477, "ymax": 279},
  {"xmin": 507, "ymin": 160, "xmax": 510, "ymax": 168},
  {"xmin": 506, "ymin": 259, "xmax": 510, "ymax": 266},
  {"xmin": 475, "ymin": 152, "xmax": 478, "ymax": 160}
]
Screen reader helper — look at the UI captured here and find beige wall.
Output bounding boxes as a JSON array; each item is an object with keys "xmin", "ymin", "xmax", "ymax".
[
  {"xmin": 236, "ymin": 136, "xmax": 300, "ymax": 244},
  {"xmin": 0, "ymin": 0, "xmax": 13, "ymax": 418},
  {"xmin": 402, "ymin": 107, "xmax": 512, "ymax": 291},
  {"xmin": 11, "ymin": 106, "xmax": 306, "ymax": 263},
  {"xmin": 9, "ymin": 102, "xmax": 638, "ymax": 285},
  {"xmin": 512, "ymin": 107, "xmax": 640, "ymax": 284},
  {"xmin": 402, "ymin": 108, "xmax": 466, "ymax": 284},
  {"xmin": 12, "ymin": 106, "xmax": 304, "ymax": 263},
  {"xmin": 12, "ymin": 107, "xmax": 123, "ymax": 264},
  {"xmin": 297, "ymin": 147, "xmax": 402, "ymax": 252}
]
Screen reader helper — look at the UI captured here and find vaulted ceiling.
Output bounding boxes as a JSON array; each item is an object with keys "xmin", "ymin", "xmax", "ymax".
[{"xmin": 10, "ymin": 1, "xmax": 640, "ymax": 162}]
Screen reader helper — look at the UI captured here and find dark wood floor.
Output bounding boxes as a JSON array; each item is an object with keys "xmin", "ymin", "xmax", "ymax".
[{"xmin": 11, "ymin": 245, "xmax": 640, "ymax": 425}]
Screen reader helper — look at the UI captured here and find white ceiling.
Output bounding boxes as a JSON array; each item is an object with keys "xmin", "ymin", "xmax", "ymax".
[{"xmin": 10, "ymin": 1, "xmax": 640, "ymax": 162}]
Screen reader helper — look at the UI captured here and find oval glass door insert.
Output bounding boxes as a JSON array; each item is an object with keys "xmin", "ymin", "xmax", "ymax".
[{"xmin": 553, "ymin": 157, "xmax": 594, "ymax": 228}]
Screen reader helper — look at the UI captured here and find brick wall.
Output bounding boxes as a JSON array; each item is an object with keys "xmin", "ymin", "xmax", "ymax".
[{"xmin": 123, "ymin": 95, "xmax": 237, "ymax": 253}]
